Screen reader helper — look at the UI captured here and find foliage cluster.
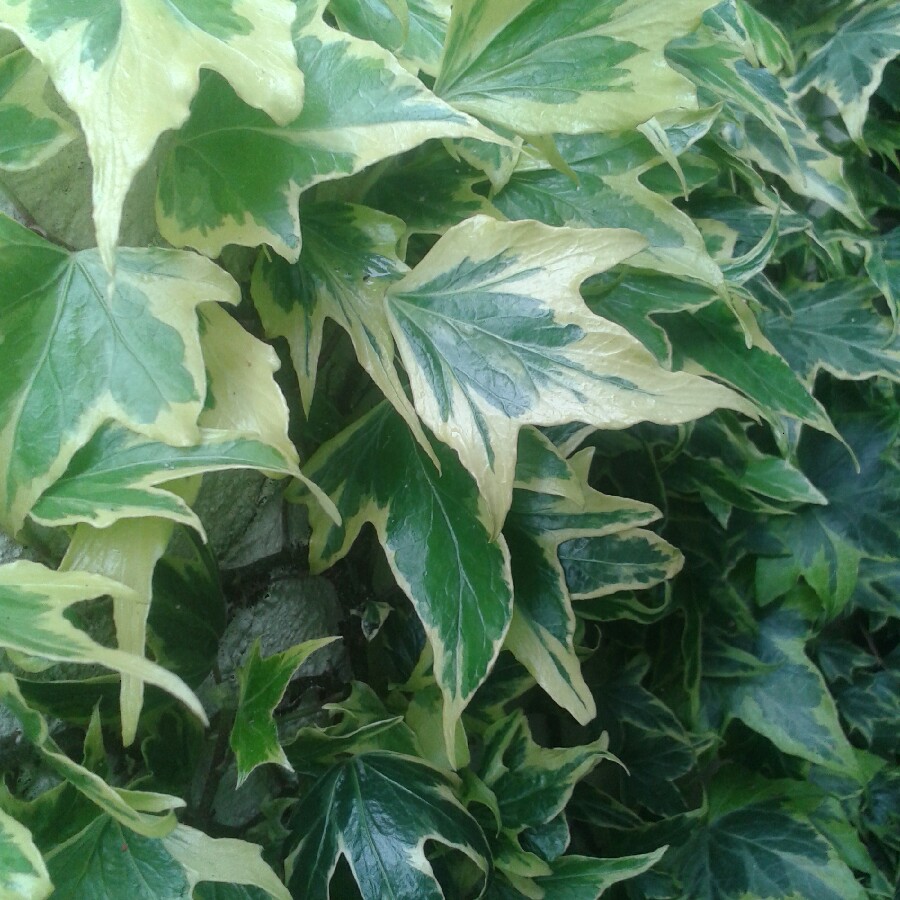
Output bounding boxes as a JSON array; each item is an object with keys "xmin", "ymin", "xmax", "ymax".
[{"xmin": 0, "ymin": 0, "xmax": 898, "ymax": 897}]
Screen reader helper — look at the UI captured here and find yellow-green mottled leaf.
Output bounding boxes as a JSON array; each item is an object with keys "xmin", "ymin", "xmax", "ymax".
[
  {"xmin": 296, "ymin": 402, "xmax": 513, "ymax": 764},
  {"xmin": 285, "ymin": 752, "xmax": 490, "ymax": 899},
  {"xmin": 0, "ymin": 674, "xmax": 185, "ymax": 837},
  {"xmin": 157, "ymin": 0, "xmax": 495, "ymax": 262},
  {"xmin": 231, "ymin": 637, "xmax": 337, "ymax": 786},
  {"xmin": 328, "ymin": 0, "xmax": 408, "ymax": 52},
  {"xmin": 386, "ymin": 216, "xmax": 752, "ymax": 530},
  {"xmin": 492, "ymin": 130, "xmax": 725, "ymax": 288},
  {"xmin": 0, "ymin": 215, "xmax": 239, "ymax": 534},
  {"xmin": 434, "ymin": 0, "xmax": 712, "ymax": 136},
  {"xmin": 0, "ymin": 562, "xmax": 204, "ymax": 729},
  {"xmin": 792, "ymin": 0, "xmax": 900, "ymax": 144},
  {"xmin": 0, "ymin": 47, "xmax": 74, "ymax": 171},
  {"xmin": 0, "ymin": 0, "xmax": 304, "ymax": 266},
  {"xmin": 0, "ymin": 808, "xmax": 51, "ymax": 900}
]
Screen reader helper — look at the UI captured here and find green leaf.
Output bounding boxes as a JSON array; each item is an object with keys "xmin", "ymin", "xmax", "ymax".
[
  {"xmin": 45, "ymin": 817, "xmax": 290, "ymax": 900},
  {"xmin": 0, "ymin": 0, "xmax": 303, "ymax": 266},
  {"xmin": 157, "ymin": 0, "xmax": 494, "ymax": 261},
  {"xmin": 386, "ymin": 216, "xmax": 750, "ymax": 529},
  {"xmin": 0, "ymin": 564, "xmax": 204, "ymax": 727},
  {"xmin": 434, "ymin": 0, "xmax": 710, "ymax": 135},
  {"xmin": 0, "ymin": 675, "xmax": 184, "ymax": 837},
  {"xmin": 669, "ymin": 770, "xmax": 868, "ymax": 899},
  {"xmin": 297, "ymin": 401, "xmax": 514, "ymax": 762},
  {"xmin": 0, "ymin": 47, "xmax": 75, "ymax": 171},
  {"xmin": 757, "ymin": 278, "xmax": 900, "ymax": 387},
  {"xmin": 531, "ymin": 849, "xmax": 667, "ymax": 899},
  {"xmin": 479, "ymin": 712, "xmax": 617, "ymax": 831},
  {"xmin": 792, "ymin": 0, "xmax": 900, "ymax": 144},
  {"xmin": 0, "ymin": 807, "xmax": 51, "ymax": 900},
  {"xmin": 0, "ymin": 215, "xmax": 239, "ymax": 533},
  {"xmin": 709, "ymin": 610, "xmax": 860, "ymax": 775},
  {"xmin": 284, "ymin": 752, "xmax": 490, "ymax": 899},
  {"xmin": 492, "ymin": 130, "xmax": 725, "ymax": 288},
  {"xmin": 231, "ymin": 637, "xmax": 337, "ymax": 786}
]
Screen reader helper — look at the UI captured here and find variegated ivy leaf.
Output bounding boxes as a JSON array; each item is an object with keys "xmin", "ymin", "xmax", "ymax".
[
  {"xmin": 0, "ymin": 215, "xmax": 239, "ymax": 535},
  {"xmin": 479, "ymin": 711, "xmax": 617, "ymax": 831},
  {"xmin": 385, "ymin": 216, "xmax": 752, "ymax": 530},
  {"xmin": 404, "ymin": 0, "xmax": 451, "ymax": 77},
  {"xmin": 361, "ymin": 143, "xmax": 497, "ymax": 236},
  {"xmin": 60, "ymin": 497, "xmax": 193, "ymax": 746},
  {"xmin": 230, "ymin": 637, "xmax": 337, "ymax": 786},
  {"xmin": 584, "ymin": 276, "xmax": 836, "ymax": 438},
  {"xmin": 328, "ymin": 0, "xmax": 408, "ymax": 52},
  {"xmin": 528, "ymin": 849, "xmax": 668, "ymax": 900},
  {"xmin": 504, "ymin": 432, "xmax": 667, "ymax": 723},
  {"xmin": 296, "ymin": 401, "xmax": 514, "ymax": 763},
  {"xmin": 46, "ymin": 817, "xmax": 291, "ymax": 900},
  {"xmin": 251, "ymin": 203, "xmax": 432, "ymax": 459},
  {"xmin": 284, "ymin": 752, "xmax": 491, "ymax": 899},
  {"xmin": 0, "ymin": 561, "xmax": 204, "ymax": 728},
  {"xmin": 491, "ymin": 130, "xmax": 725, "ymax": 288},
  {"xmin": 0, "ymin": 673, "xmax": 186, "ymax": 837},
  {"xmin": 0, "ymin": 807, "xmax": 51, "ymax": 900},
  {"xmin": 666, "ymin": 23, "xmax": 867, "ymax": 227},
  {"xmin": 0, "ymin": 47, "xmax": 75, "ymax": 171},
  {"xmin": 791, "ymin": 0, "xmax": 900, "ymax": 144},
  {"xmin": 0, "ymin": 0, "xmax": 304, "ymax": 267},
  {"xmin": 29, "ymin": 425, "xmax": 296, "ymax": 533},
  {"xmin": 434, "ymin": 0, "xmax": 711, "ymax": 136},
  {"xmin": 157, "ymin": 0, "xmax": 496, "ymax": 262},
  {"xmin": 757, "ymin": 278, "xmax": 900, "ymax": 387}
]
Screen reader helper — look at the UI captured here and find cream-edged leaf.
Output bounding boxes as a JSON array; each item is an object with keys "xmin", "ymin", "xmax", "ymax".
[
  {"xmin": 492, "ymin": 130, "xmax": 725, "ymax": 287},
  {"xmin": 0, "ymin": 0, "xmax": 304, "ymax": 266},
  {"xmin": 434, "ymin": 0, "xmax": 713, "ymax": 136},
  {"xmin": 0, "ymin": 807, "xmax": 51, "ymax": 900},
  {"xmin": 285, "ymin": 752, "xmax": 490, "ymax": 899},
  {"xmin": 0, "ymin": 46, "xmax": 74, "ymax": 171},
  {"xmin": 791, "ymin": 0, "xmax": 900, "ymax": 144},
  {"xmin": 230, "ymin": 637, "xmax": 337, "ymax": 786},
  {"xmin": 0, "ymin": 216, "xmax": 239, "ymax": 534},
  {"xmin": 251, "ymin": 203, "xmax": 431, "ymax": 459},
  {"xmin": 0, "ymin": 561, "xmax": 204, "ymax": 728},
  {"xmin": 296, "ymin": 402, "xmax": 514, "ymax": 763},
  {"xmin": 157, "ymin": 0, "xmax": 497, "ymax": 262},
  {"xmin": 385, "ymin": 216, "xmax": 752, "ymax": 530},
  {"xmin": 0, "ymin": 673, "xmax": 185, "ymax": 837}
]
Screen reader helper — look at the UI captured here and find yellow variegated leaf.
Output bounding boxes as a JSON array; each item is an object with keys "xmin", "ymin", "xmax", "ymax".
[
  {"xmin": 385, "ymin": 216, "xmax": 754, "ymax": 530},
  {"xmin": 0, "ymin": 807, "xmax": 51, "ymax": 900},
  {"xmin": 0, "ymin": 562, "xmax": 205, "ymax": 728},
  {"xmin": 0, "ymin": 0, "xmax": 304, "ymax": 266},
  {"xmin": 0, "ymin": 46, "xmax": 75, "ymax": 171},
  {"xmin": 435, "ymin": 0, "xmax": 715, "ymax": 136},
  {"xmin": 157, "ymin": 0, "xmax": 500, "ymax": 262},
  {"xmin": 0, "ymin": 215, "xmax": 239, "ymax": 535}
]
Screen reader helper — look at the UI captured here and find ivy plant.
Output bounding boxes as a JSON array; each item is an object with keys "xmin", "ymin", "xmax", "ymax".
[{"xmin": 0, "ymin": 0, "xmax": 897, "ymax": 898}]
